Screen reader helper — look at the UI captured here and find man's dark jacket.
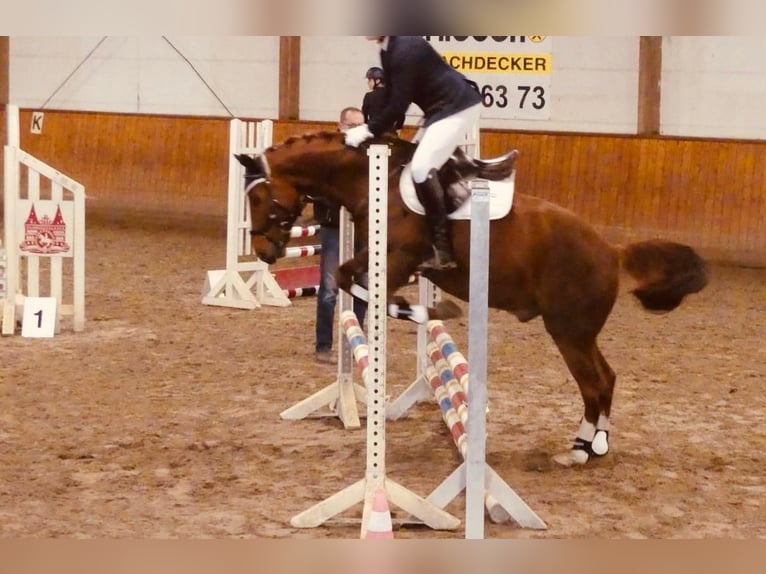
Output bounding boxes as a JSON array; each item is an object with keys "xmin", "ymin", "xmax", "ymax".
[{"xmin": 362, "ymin": 86, "xmax": 404, "ymax": 133}]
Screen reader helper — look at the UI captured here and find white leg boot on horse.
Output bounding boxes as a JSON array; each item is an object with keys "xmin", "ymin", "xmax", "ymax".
[{"xmin": 553, "ymin": 415, "xmax": 611, "ymax": 467}]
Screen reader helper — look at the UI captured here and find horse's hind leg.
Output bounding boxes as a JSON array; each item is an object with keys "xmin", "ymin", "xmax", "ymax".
[
  {"xmin": 594, "ymin": 344, "xmax": 616, "ymax": 433},
  {"xmin": 550, "ymin": 337, "xmax": 616, "ymax": 466}
]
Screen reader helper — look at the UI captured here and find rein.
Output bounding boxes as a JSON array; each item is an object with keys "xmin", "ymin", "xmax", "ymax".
[
  {"xmin": 244, "ymin": 159, "xmax": 307, "ymax": 247},
  {"xmin": 243, "ymin": 135, "xmax": 377, "ymax": 249}
]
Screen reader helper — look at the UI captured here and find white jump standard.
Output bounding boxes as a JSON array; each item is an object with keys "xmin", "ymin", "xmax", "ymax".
[
  {"xmin": 2, "ymin": 105, "xmax": 86, "ymax": 336},
  {"xmin": 289, "ymin": 145, "xmax": 460, "ymax": 536},
  {"xmin": 202, "ymin": 118, "xmax": 290, "ymax": 309},
  {"xmin": 277, "ymin": 206, "xmax": 366, "ymax": 429}
]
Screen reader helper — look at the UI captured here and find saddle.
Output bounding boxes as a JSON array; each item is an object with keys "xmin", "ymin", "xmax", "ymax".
[
  {"xmin": 399, "ymin": 146, "xmax": 518, "ymax": 221},
  {"xmin": 447, "ymin": 147, "xmax": 518, "ymax": 184},
  {"xmin": 441, "ymin": 147, "xmax": 517, "ymax": 208}
]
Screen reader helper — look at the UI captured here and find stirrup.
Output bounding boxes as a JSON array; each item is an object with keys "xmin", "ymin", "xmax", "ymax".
[{"xmin": 418, "ymin": 248, "xmax": 458, "ymax": 271}]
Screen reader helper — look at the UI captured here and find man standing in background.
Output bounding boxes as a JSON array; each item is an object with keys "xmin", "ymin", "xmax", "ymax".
[{"xmin": 313, "ymin": 106, "xmax": 368, "ymax": 365}]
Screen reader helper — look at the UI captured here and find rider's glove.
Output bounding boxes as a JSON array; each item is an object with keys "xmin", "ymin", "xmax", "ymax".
[{"xmin": 344, "ymin": 124, "xmax": 374, "ymax": 147}]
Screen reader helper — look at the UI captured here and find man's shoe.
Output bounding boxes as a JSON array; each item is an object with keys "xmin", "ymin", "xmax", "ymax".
[{"xmin": 315, "ymin": 350, "xmax": 337, "ymax": 365}]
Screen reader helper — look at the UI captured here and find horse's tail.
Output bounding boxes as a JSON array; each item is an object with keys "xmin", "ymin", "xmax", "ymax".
[{"xmin": 619, "ymin": 239, "xmax": 709, "ymax": 312}]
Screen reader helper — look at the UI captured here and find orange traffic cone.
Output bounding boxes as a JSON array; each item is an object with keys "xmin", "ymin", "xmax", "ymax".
[{"xmin": 363, "ymin": 487, "xmax": 394, "ymax": 539}]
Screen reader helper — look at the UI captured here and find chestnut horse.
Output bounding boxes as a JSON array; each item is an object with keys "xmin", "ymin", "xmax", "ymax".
[{"xmin": 236, "ymin": 131, "xmax": 708, "ymax": 466}]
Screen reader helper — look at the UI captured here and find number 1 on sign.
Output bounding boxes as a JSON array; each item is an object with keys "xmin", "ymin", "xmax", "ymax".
[{"xmin": 21, "ymin": 297, "xmax": 57, "ymax": 338}]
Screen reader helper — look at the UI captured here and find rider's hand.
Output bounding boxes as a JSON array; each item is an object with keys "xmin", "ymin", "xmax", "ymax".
[{"xmin": 344, "ymin": 124, "xmax": 373, "ymax": 147}]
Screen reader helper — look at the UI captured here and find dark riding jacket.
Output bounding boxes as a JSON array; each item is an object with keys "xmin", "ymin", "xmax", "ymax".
[
  {"xmin": 362, "ymin": 86, "xmax": 404, "ymax": 133},
  {"xmin": 368, "ymin": 36, "xmax": 482, "ymax": 137}
]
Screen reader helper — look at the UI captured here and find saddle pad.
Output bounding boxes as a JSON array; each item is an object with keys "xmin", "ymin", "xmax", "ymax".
[{"xmin": 399, "ymin": 164, "xmax": 515, "ymax": 221}]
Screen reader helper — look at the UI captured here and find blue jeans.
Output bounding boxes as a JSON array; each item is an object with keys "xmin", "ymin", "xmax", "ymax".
[{"xmin": 315, "ymin": 226, "xmax": 367, "ymax": 352}]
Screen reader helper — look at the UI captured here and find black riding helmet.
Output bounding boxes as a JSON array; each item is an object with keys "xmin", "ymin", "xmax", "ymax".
[{"xmin": 365, "ymin": 66, "xmax": 384, "ymax": 85}]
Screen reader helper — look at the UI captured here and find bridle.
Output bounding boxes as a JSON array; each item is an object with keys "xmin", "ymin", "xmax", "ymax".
[{"xmin": 244, "ymin": 155, "xmax": 307, "ymax": 251}]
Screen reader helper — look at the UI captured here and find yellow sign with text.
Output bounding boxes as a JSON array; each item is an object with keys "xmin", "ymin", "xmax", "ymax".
[{"xmin": 442, "ymin": 52, "xmax": 551, "ymax": 74}]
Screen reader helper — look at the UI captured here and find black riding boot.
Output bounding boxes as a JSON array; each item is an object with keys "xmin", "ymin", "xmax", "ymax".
[{"xmin": 415, "ymin": 169, "xmax": 457, "ymax": 271}]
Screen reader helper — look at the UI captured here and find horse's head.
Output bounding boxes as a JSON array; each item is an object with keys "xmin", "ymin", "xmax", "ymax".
[
  {"xmin": 235, "ymin": 153, "xmax": 307, "ymax": 264},
  {"xmin": 236, "ymin": 132, "xmax": 410, "ymax": 263}
]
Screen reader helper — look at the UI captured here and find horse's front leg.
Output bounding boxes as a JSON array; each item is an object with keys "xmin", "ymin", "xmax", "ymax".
[
  {"xmin": 336, "ymin": 246, "xmax": 369, "ymax": 296},
  {"xmin": 336, "ymin": 244, "xmax": 393, "ymax": 312}
]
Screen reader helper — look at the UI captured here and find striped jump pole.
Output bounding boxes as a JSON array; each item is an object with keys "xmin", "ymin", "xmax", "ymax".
[
  {"xmin": 426, "ymin": 341, "xmax": 468, "ymax": 425},
  {"xmin": 341, "ymin": 310, "xmax": 370, "ymax": 385},
  {"xmin": 283, "ymin": 244, "xmax": 321, "ymax": 259},
  {"xmin": 271, "ymin": 231, "xmax": 321, "ymax": 300},
  {"xmin": 282, "ymin": 285, "xmax": 318, "ymax": 299},
  {"xmin": 426, "ymin": 361, "xmax": 466, "ymax": 447},
  {"xmin": 289, "ymin": 224, "xmax": 321, "ymax": 238},
  {"xmin": 427, "ymin": 321, "xmax": 469, "ymax": 392},
  {"xmin": 424, "ymin": 323, "xmax": 510, "ymax": 523},
  {"xmin": 273, "ymin": 225, "xmax": 322, "ymax": 297}
]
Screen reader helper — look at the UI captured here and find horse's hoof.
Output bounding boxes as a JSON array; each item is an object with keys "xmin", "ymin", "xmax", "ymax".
[
  {"xmin": 552, "ymin": 450, "xmax": 590, "ymax": 467},
  {"xmin": 431, "ymin": 299, "xmax": 462, "ymax": 320}
]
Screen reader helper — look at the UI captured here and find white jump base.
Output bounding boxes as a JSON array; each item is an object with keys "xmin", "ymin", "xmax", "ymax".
[
  {"xmin": 202, "ymin": 118, "xmax": 292, "ymax": 309},
  {"xmin": 203, "ymin": 118, "xmax": 330, "ymax": 310}
]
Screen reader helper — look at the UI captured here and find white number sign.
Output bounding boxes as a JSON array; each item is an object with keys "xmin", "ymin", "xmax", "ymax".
[{"xmin": 21, "ymin": 297, "xmax": 57, "ymax": 338}]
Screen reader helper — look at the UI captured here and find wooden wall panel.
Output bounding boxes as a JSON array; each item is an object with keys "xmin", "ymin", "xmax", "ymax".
[
  {"xmin": 482, "ymin": 130, "xmax": 766, "ymax": 264},
  {"xmin": 14, "ymin": 110, "xmax": 229, "ymax": 223},
  {"xmin": 3, "ymin": 110, "xmax": 764, "ymax": 265},
  {"xmin": 279, "ymin": 37, "xmax": 301, "ymax": 121},
  {"xmin": 638, "ymin": 37, "xmax": 661, "ymax": 135}
]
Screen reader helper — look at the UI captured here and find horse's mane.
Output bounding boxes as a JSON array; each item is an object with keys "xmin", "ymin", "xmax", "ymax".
[
  {"xmin": 265, "ymin": 130, "xmax": 414, "ymax": 162},
  {"xmin": 265, "ymin": 130, "xmax": 343, "ymax": 153}
]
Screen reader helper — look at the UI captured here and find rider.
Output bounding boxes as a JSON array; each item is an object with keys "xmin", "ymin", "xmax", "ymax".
[
  {"xmin": 344, "ymin": 36, "xmax": 482, "ymax": 271},
  {"xmin": 361, "ymin": 66, "xmax": 405, "ymax": 134}
]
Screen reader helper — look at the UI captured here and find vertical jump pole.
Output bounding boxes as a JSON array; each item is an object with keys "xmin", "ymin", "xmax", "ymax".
[
  {"xmin": 360, "ymin": 144, "xmax": 459, "ymax": 535},
  {"xmin": 358, "ymin": 144, "xmax": 391, "ymax": 535},
  {"xmin": 465, "ymin": 178, "xmax": 490, "ymax": 539},
  {"xmin": 420, "ymin": 182, "xmax": 546, "ymax": 536},
  {"xmin": 335, "ymin": 207, "xmax": 365, "ymax": 426},
  {"xmin": 2, "ymin": 105, "xmax": 20, "ymax": 334},
  {"xmin": 288, "ymin": 144, "xmax": 459, "ymax": 534}
]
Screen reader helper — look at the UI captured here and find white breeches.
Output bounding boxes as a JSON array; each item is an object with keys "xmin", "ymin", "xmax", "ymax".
[{"xmin": 410, "ymin": 103, "xmax": 482, "ymax": 183}]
